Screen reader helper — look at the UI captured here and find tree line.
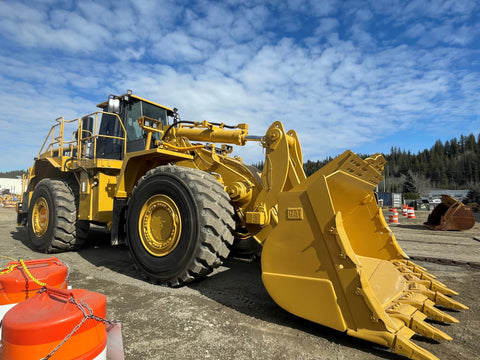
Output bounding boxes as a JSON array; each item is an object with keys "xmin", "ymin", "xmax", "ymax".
[
  {"xmin": 383, "ymin": 133, "xmax": 480, "ymax": 194},
  {"xmin": 294, "ymin": 132, "xmax": 480, "ymax": 197},
  {"xmin": 0, "ymin": 170, "xmax": 26, "ymax": 179}
]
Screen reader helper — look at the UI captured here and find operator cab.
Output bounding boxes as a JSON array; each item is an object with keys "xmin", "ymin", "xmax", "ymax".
[{"xmin": 95, "ymin": 91, "xmax": 173, "ymax": 159}]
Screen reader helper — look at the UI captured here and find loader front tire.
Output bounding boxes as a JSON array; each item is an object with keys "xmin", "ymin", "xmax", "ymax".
[
  {"xmin": 126, "ymin": 165, "xmax": 234, "ymax": 286},
  {"xmin": 27, "ymin": 178, "xmax": 89, "ymax": 253}
]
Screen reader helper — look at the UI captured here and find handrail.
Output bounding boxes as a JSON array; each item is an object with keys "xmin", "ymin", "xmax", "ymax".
[
  {"xmin": 38, "ymin": 121, "xmax": 59, "ymax": 157},
  {"xmin": 38, "ymin": 111, "xmax": 127, "ymax": 162}
]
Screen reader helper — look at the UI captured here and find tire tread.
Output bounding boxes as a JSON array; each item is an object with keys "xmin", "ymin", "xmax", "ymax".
[
  {"xmin": 28, "ymin": 178, "xmax": 89, "ymax": 253},
  {"xmin": 130, "ymin": 165, "xmax": 234, "ymax": 286}
]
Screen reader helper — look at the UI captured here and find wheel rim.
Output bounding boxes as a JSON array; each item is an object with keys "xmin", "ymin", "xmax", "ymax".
[
  {"xmin": 138, "ymin": 194, "xmax": 182, "ymax": 257},
  {"xmin": 32, "ymin": 197, "xmax": 49, "ymax": 237}
]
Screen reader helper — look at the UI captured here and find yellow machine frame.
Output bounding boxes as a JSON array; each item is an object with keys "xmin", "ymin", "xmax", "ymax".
[{"xmin": 17, "ymin": 92, "xmax": 467, "ymax": 360}]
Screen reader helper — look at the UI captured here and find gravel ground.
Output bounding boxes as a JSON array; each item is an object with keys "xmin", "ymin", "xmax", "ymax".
[
  {"xmin": 390, "ymin": 209, "xmax": 480, "ymax": 266},
  {"xmin": 0, "ymin": 207, "xmax": 478, "ymax": 360}
]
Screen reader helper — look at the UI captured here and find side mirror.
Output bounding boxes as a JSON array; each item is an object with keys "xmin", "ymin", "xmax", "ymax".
[{"xmin": 107, "ymin": 98, "xmax": 120, "ymax": 114}]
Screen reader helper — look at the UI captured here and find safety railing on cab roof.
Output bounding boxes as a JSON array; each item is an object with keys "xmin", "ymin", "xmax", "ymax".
[{"xmin": 38, "ymin": 112, "xmax": 127, "ymax": 161}]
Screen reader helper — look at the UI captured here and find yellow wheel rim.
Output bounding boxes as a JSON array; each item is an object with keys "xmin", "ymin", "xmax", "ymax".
[
  {"xmin": 32, "ymin": 197, "xmax": 49, "ymax": 237},
  {"xmin": 138, "ymin": 194, "xmax": 182, "ymax": 257}
]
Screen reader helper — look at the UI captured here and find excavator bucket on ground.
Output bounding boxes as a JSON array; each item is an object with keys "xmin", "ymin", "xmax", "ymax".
[
  {"xmin": 424, "ymin": 195, "xmax": 475, "ymax": 231},
  {"xmin": 260, "ymin": 151, "xmax": 467, "ymax": 360}
]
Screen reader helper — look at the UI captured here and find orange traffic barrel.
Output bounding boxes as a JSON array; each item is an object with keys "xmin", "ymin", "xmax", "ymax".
[
  {"xmin": 1, "ymin": 286, "xmax": 107, "ymax": 360},
  {"xmin": 388, "ymin": 208, "xmax": 399, "ymax": 224},
  {"xmin": 408, "ymin": 206, "xmax": 416, "ymax": 219},
  {"xmin": 401, "ymin": 204, "xmax": 409, "ymax": 217},
  {"xmin": 0, "ymin": 257, "xmax": 68, "ymax": 325}
]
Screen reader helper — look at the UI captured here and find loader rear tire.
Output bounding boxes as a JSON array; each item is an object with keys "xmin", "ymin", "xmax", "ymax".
[
  {"xmin": 126, "ymin": 165, "xmax": 235, "ymax": 286},
  {"xmin": 27, "ymin": 178, "xmax": 89, "ymax": 253}
]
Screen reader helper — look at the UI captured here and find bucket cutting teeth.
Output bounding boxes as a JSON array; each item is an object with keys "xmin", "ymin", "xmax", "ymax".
[
  {"xmin": 388, "ymin": 303, "xmax": 452, "ymax": 341},
  {"xmin": 398, "ymin": 296, "xmax": 459, "ymax": 323},
  {"xmin": 394, "ymin": 260, "xmax": 437, "ymax": 279},
  {"xmin": 413, "ymin": 279, "xmax": 458, "ymax": 297},
  {"xmin": 409, "ymin": 316, "xmax": 452, "ymax": 341},
  {"xmin": 392, "ymin": 261, "xmax": 460, "ymax": 296},
  {"xmin": 395, "ymin": 259, "xmax": 428, "ymax": 272},
  {"xmin": 431, "ymin": 291, "xmax": 468, "ymax": 310},
  {"xmin": 424, "ymin": 279, "xmax": 457, "ymax": 296},
  {"xmin": 393, "ymin": 332, "xmax": 441, "ymax": 360},
  {"xmin": 406, "ymin": 284, "xmax": 469, "ymax": 310},
  {"xmin": 415, "ymin": 271, "xmax": 440, "ymax": 283}
]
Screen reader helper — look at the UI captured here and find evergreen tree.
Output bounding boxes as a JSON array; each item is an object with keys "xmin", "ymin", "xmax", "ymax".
[
  {"xmin": 262, "ymin": 130, "xmax": 480, "ymax": 193},
  {"xmin": 466, "ymin": 133, "xmax": 476, "ymax": 152},
  {"xmin": 402, "ymin": 171, "xmax": 420, "ymax": 199},
  {"xmin": 450, "ymin": 138, "xmax": 459, "ymax": 157},
  {"xmin": 444, "ymin": 140, "xmax": 451, "ymax": 157},
  {"xmin": 433, "ymin": 140, "xmax": 444, "ymax": 156}
]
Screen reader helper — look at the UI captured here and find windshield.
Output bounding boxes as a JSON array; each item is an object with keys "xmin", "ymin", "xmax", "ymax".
[
  {"xmin": 96, "ymin": 99, "xmax": 170, "ymax": 156},
  {"xmin": 124, "ymin": 100, "xmax": 168, "ymax": 142},
  {"xmin": 142, "ymin": 101, "xmax": 168, "ymax": 125}
]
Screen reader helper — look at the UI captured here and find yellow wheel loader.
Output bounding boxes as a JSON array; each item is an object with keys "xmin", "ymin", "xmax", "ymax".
[{"xmin": 17, "ymin": 91, "xmax": 467, "ymax": 360}]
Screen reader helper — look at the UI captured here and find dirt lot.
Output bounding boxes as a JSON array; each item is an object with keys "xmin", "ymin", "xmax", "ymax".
[{"xmin": 0, "ymin": 208, "xmax": 479, "ymax": 360}]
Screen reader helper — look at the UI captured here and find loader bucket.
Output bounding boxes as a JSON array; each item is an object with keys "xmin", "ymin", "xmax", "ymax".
[
  {"xmin": 424, "ymin": 195, "xmax": 475, "ymax": 231},
  {"xmin": 261, "ymin": 151, "xmax": 467, "ymax": 360}
]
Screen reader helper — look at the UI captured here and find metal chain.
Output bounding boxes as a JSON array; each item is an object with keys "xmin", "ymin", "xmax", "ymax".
[
  {"xmin": 0, "ymin": 258, "xmax": 47, "ymax": 287},
  {"xmin": 76, "ymin": 298, "xmax": 118, "ymax": 326},
  {"xmin": 1, "ymin": 258, "xmax": 116, "ymax": 360},
  {"xmin": 40, "ymin": 294, "xmax": 118, "ymax": 360},
  {"xmin": 40, "ymin": 311, "xmax": 88, "ymax": 360},
  {"xmin": 52, "ymin": 258, "xmax": 70, "ymax": 289},
  {"xmin": 0, "ymin": 263, "xmax": 17, "ymax": 275},
  {"xmin": 18, "ymin": 259, "xmax": 47, "ymax": 287},
  {"xmin": 1, "ymin": 258, "xmax": 69, "ymax": 288}
]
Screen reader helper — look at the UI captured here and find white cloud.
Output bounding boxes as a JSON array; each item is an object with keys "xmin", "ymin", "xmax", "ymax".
[
  {"xmin": 285, "ymin": 0, "xmax": 339, "ymax": 17},
  {"xmin": 0, "ymin": 0, "xmax": 479, "ymax": 171},
  {"xmin": 404, "ymin": 23, "xmax": 427, "ymax": 39},
  {"xmin": 404, "ymin": 0, "xmax": 476, "ymax": 19},
  {"xmin": 151, "ymin": 30, "xmax": 214, "ymax": 63},
  {"xmin": 316, "ymin": 18, "xmax": 339, "ymax": 35},
  {"xmin": 204, "ymin": 44, "xmax": 256, "ymax": 74},
  {"xmin": 0, "ymin": 3, "xmax": 111, "ymax": 53},
  {"xmin": 354, "ymin": 8, "xmax": 373, "ymax": 23}
]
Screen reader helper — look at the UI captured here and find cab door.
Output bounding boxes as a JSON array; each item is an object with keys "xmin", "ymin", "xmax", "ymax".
[{"xmin": 122, "ymin": 100, "xmax": 145, "ymax": 153}]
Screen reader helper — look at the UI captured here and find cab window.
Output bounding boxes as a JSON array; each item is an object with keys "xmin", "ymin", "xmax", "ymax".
[
  {"xmin": 124, "ymin": 101, "xmax": 143, "ymax": 142},
  {"xmin": 142, "ymin": 101, "xmax": 168, "ymax": 125}
]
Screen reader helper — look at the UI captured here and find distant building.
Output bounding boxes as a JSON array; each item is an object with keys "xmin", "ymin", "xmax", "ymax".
[
  {"xmin": 378, "ymin": 190, "xmax": 470, "ymax": 209},
  {"xmin": 427, "ymin": 189, "xmax": 469, "ymax": 203},
  {"xmin": 0, "ymin": 178, "xmax": 23, "ymax": 195},
  {"xmin": 377, "ymin": 192, "xmax": 402, "ymax": 207}
]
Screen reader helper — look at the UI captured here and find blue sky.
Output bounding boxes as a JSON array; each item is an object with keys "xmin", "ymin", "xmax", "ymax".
[{"xmin": 0, "ymin": 0, "xmax": 479, "ymax": 171}]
